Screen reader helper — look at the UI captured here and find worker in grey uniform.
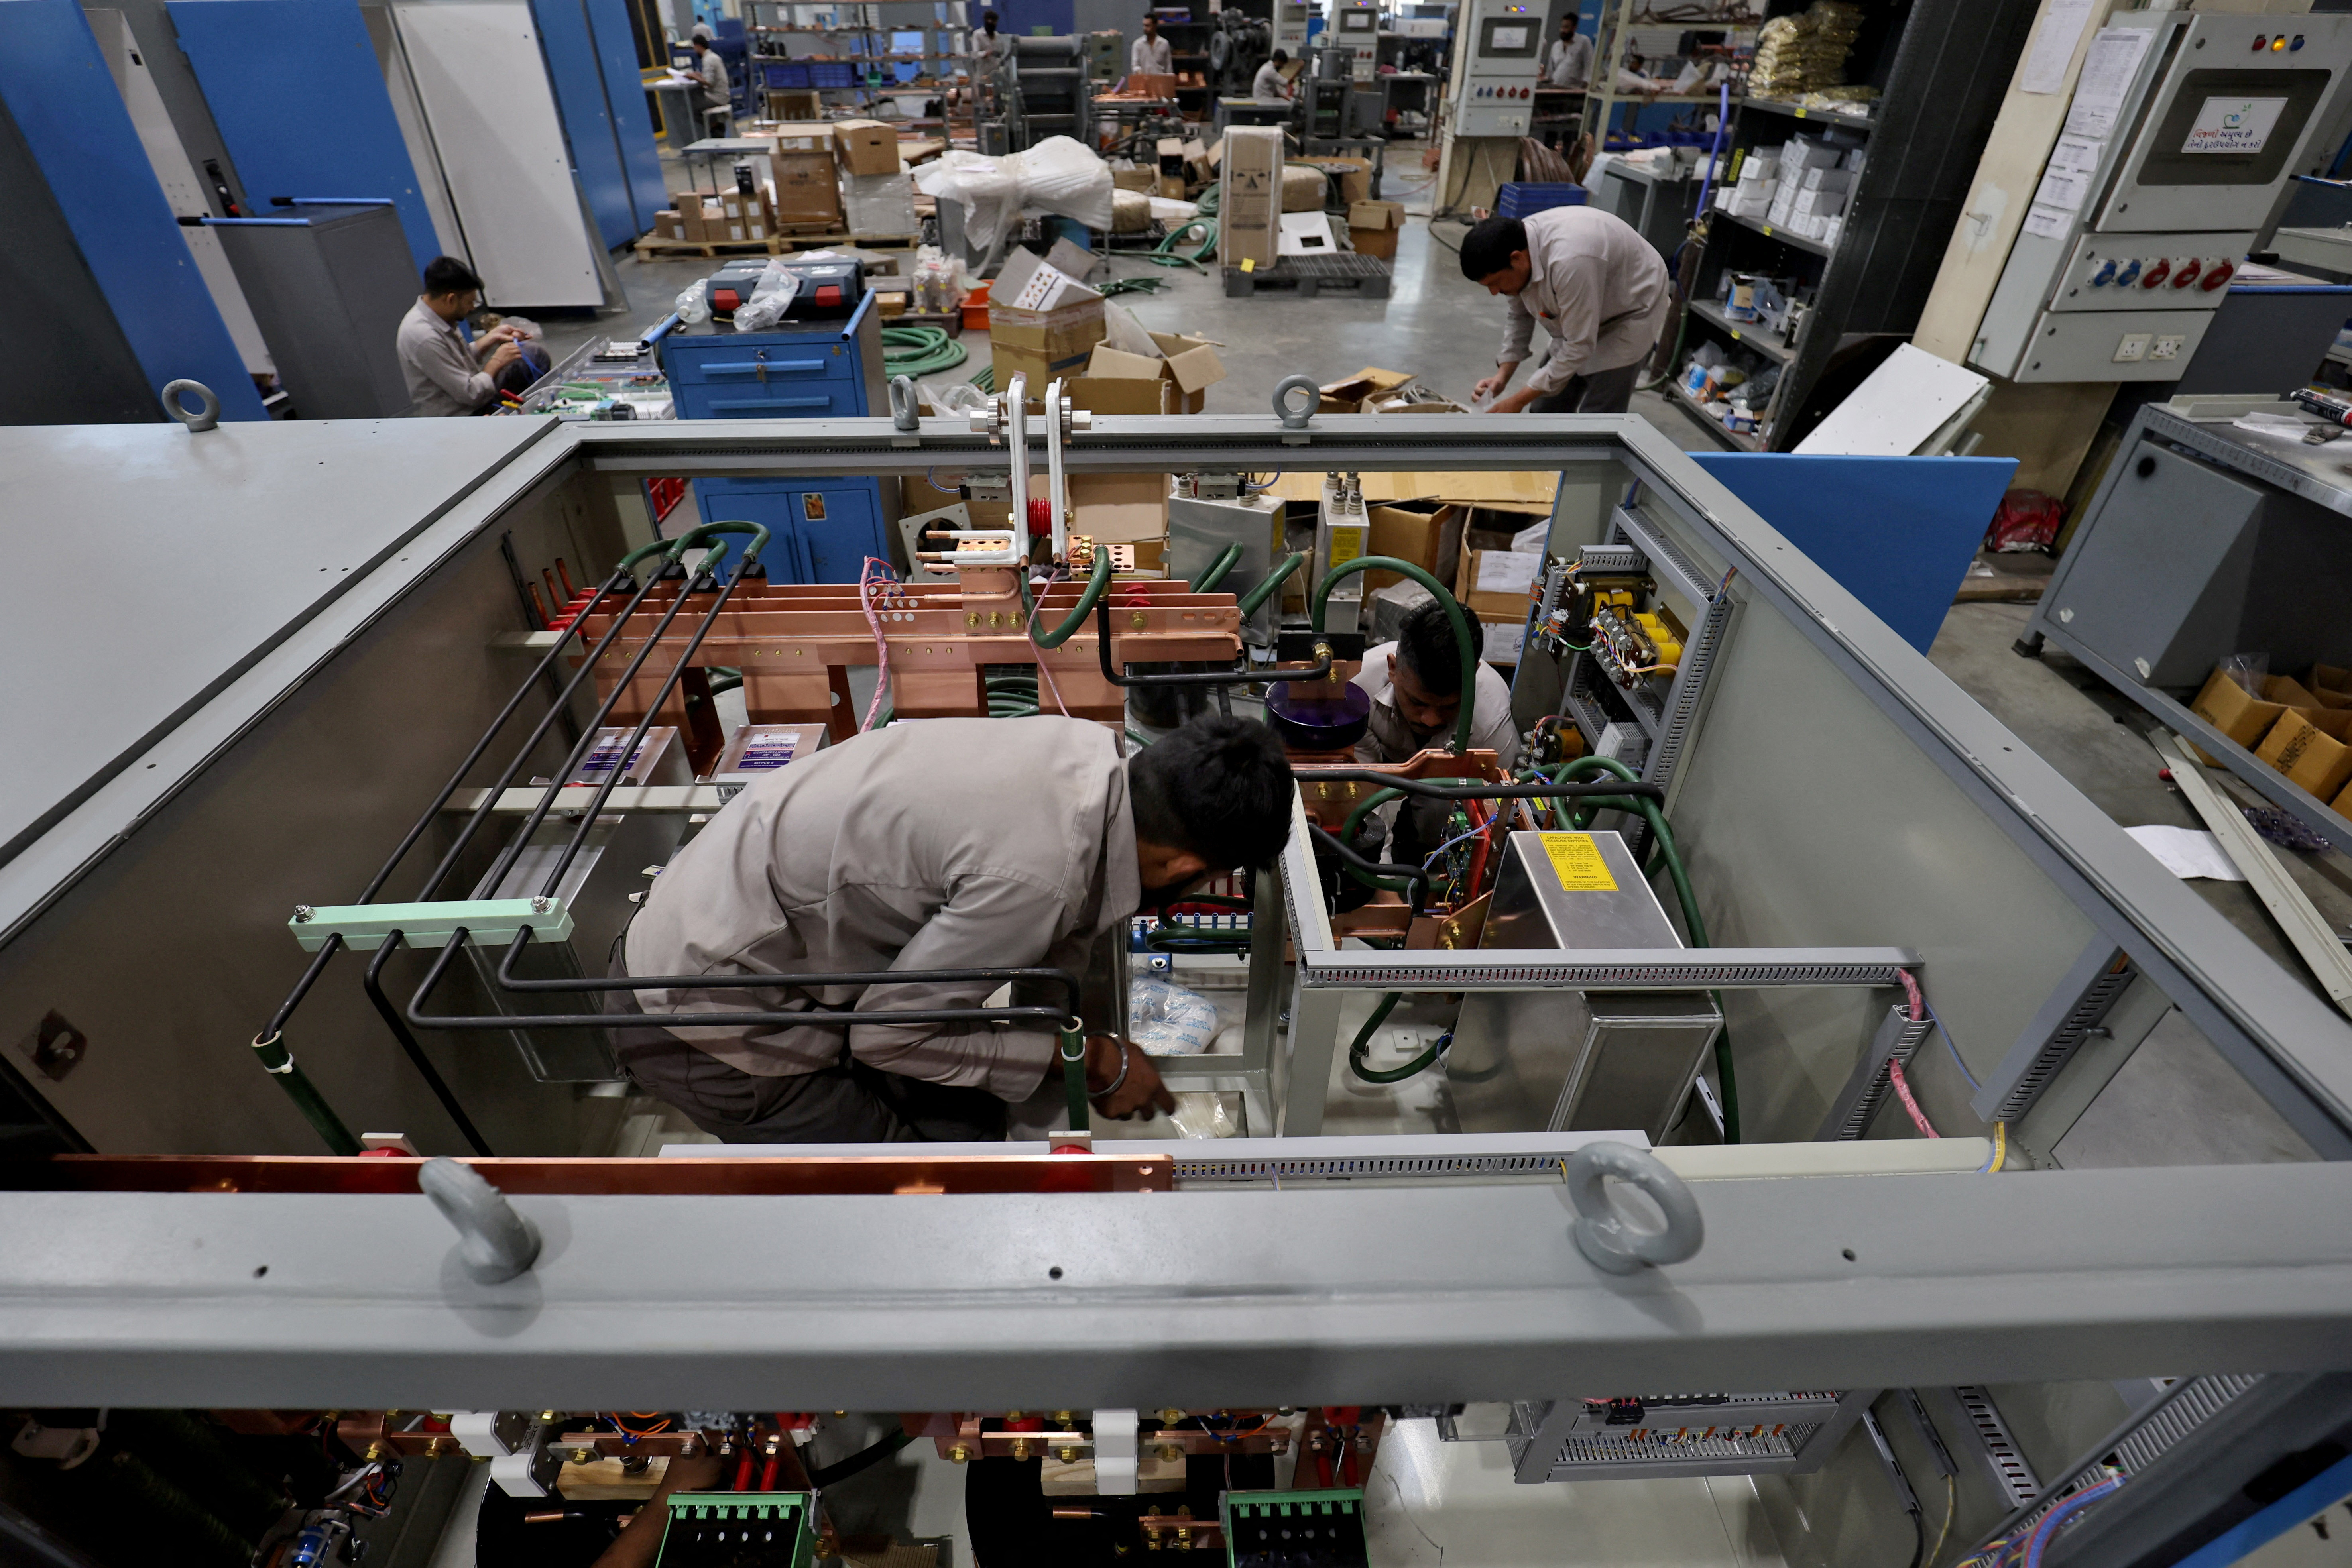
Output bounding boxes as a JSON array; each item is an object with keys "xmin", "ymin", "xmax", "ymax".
[
  {"xmin": 614, "ymin": 714, "xmax": 1294, "ymax": 1143},
  {"xmin": 1541, "ymin": 16, "xmax": 1592, "ymax": 89},
  {"xmin": 686, "ymin": 33, "xmax": 731, "ymax": 124},
  {"xmin": 395, "ymin": 256, "xmax": 529, "ymax": 416},
  {"xmin": 1351, "ymin": 599, "xmax": 1520, "ymax": 863},
  {"xmin": 1251, "ymin": 49, "xmax": 1293, "ymax": 103},
  {"xmin": 1461, "ymin": 208, "xmax": 1668, "ymax": 415},
  {"xmin": 1130, "ymin": 14, "xmax": 1173, "ymax": 77}
]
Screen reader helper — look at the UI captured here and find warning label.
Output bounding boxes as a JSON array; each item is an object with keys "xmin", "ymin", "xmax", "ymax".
[{"xmin": 1540, "ymin": 833, "xmax": 1618, "ymax": 892}]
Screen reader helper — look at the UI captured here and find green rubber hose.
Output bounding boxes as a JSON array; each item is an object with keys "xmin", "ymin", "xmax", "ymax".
[
  {"xmin": 1192, "ymin": 543, "xmax": 1244, "ymax": 592},
  {"xmin": 1033, "ymin": 550, "xmax": 1115, "ymax": 649},
  {"xmin": 881, "ymin": 323, "xmax": 968, "ymax": 378},
  {"xmin": 1311, "ymin": 556, "xmax": 1479, "ymax": 753},
  {"xmin": 1236, "ymin": 551, "xmax": 1306, "ymax": 619},
  {"xmin": 1347, "ymin": 992, "xmax": 1447, "ymax": 1083}
]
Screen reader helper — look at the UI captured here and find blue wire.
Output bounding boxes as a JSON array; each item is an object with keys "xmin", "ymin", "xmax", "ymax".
[
  {"xmin": 1420, "ymin": 827, "xmax": 1489, "ymax": 870},
  {"xmin": 1924, "ymin": 1000, "xmax": 1980, "ymax": 1091}
]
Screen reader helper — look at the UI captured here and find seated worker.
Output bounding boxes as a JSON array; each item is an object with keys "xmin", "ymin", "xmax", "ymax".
[
  {"xmin": 686, "ymin": 33, "xmax": 731, "ymax": 122},
  {"xmin": 1251, "ymin": 49, "xmax": 1294, "ymax": 103},
  {"xmin": 395, "ymin": 256, "xmax": 534, "ymax": 417},
  {"xmin": 615, "ymin": 714, "xmax": 1295, "ymax": 1143},
  {"xmin": 1351, "ymin": 601, "xmax": 1520, "ymax": 861}
]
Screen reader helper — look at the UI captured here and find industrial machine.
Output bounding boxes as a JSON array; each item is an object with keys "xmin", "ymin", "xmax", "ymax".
[
  {"xmin": 1449, "ymin": 0, "xmax": 1542, "ymax": 138},
  {"xmin": 999, "ymin": 33, "xmax": 1096, "ymax": 150},
  {"xmin": 1273, "ymin": 0, "xmax": 1312, "ymax": 60},
  {"xmin": 1325, "ymin": 0, "xmax": 1380, "ymax": 83},
  {"xmin": 3, "ymin": 382, "xmax": 2352, "ymax": 1567},
  {"xmin": 1209, "ymin": 8, "xmax": 1274, "ymax": 96},
  {"xmin": 1972, "ymin": 11, "xmax": 2352, "ymax": 381}
]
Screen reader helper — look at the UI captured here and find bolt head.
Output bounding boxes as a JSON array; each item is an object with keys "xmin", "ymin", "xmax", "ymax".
[
  {"xmin": 293, "ymin": 906, "xmax": 314, "ymax": 922},
  {"xmin": 1130, "ymin": 611, "xmax": 1148, "ymax": 630},
  {"xmin": 1057, "ymin": 1446, "xmax": 1080, "ymax": 1463},
  {"xmin": 572, "ymin": 1447, "xmax": 595, "ymax": 1463},
  {"xmin": 1156, "ymin": 1443, "xmax": 1185, "ymax": 1464},
  {"xmin": 947, "ymin": 1444, "xmax": 972, "ymax": 1464},
  {"xmin": 530, "ymin": 896, "xmax": 551, "ymax": 914}
]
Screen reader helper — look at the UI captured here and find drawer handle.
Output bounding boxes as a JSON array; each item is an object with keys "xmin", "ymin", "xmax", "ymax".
[{"xmin": 701, "ymin": 358, "xmax": 827, "ymax": 377}]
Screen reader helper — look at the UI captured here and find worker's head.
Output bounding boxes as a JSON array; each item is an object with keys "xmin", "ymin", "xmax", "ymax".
[
  {"xmin": 1271, "ymin": 48, "xmax": 1288, "ymax": 64},
  {"xmin": 1127, "ymin": 715, "xmax": 1294, "ymax": 898},
  {"xmin": 982, "ymin": 8, "xmax": 999, "ymax": 29},
  {"xmin": 1459, "ymin": 216, "xmax": 1532, "ymax": 295},
  {"xmin": 690, "ymin": 33, "xmax": 709, "ymax": 53},
  {"xmin": 1387, "ymin": 600, "xmax": 1485, "ymax": 743},
  {"xmin": 1558, "ymin": 14, "xmax": 1575, "ymax": 35},
  {"xmin": 690, "ymin": 20, "xmax": 712, "ymax": 41},
  {"xmin": 1141, "ymin": 14, "xmax": 1159, "ymax": 37},
  {"xmin": 420, "ymin": 255, "xmax": 485, "ymax": 321}
]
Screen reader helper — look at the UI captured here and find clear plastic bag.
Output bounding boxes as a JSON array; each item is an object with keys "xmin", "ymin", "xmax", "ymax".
[
  {"xmin": 2219, "ymin": 652, "xmax": 2270, "ymax": 697},
  {"xmin": 732, "ymin": 262, "xmax": 801, "ymax": 332},
  {"xmin": 912, "ymin": 136, "xmax": 1113, "ymax": 255},
  {"xmin": 674, "ymin": 278, "xmax": 711, "ymax": 325},
  {"xmin": 1130, "ymin": 974, "xmax": 1220, "ymax": 1056}
]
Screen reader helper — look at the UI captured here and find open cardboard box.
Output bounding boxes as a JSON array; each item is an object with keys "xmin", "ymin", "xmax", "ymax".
[
  {"xmin": 1349, "ymin": 198, "xmax": 1406, "ymax": 260},
  {"xmin": 1084, "ymin": 324, "xmax": 1227, "ymax": 414},
  {"xmin": 2189, "ymin": 667, "xmax": 2352, "ymax": 813}
]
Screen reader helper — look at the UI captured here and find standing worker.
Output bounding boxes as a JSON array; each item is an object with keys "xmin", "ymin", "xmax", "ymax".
[
  {"xmin": 969, "ymin": 8, "xmax": 1002, "ymax": 65},
  {"xmin": 1251, "ymin": 48, "xmax": 1293, "ymax": 102},
  {"xmin": 395, "ymin": 256, "xmax": 533, "ymax": 417},
  {"xmin": 686, "ymin": 32, "xmax": 731, "ymax": 128},
  {"xmin": 1131, "ymin": 13, "xmax": 1173, "ymax": 78},
  {"xmin": 1541, "ymin": 15, "xmax": 1592, "ymax": 90},
  {"xmin": 1463, "ymin": 207, "xmax": 1667, "ymax": 414},
  {"xmin": 613, "ymin": 714, "xmax": 1295, "ymax": 1143}
]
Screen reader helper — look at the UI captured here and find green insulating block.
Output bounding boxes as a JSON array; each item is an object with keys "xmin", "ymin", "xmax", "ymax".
[
  {"xmin": 286, "ymin": 898, "xmax": 574, "ymax": 952},
  {"xmin": 1222, "ymin": 1489, "xmax": 1367, "ymax": 1568},
  {"xmin": 656, "ymin": 1492, "xmax": 815, "ymax": 1568}
]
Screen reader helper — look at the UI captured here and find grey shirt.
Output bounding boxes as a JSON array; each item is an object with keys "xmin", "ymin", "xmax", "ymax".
[
  {"xmin": 692, "ymin": 48, "xmax": 729, "ymax": 100},
  {"xmin": 624, "ymin": 717, "xmax": 1139, "ymax": 1100},
  {"xmin": 1542, "ymin": 33, "xmax": 1592, "ymax": 89},
  {"xmin": 1498, "ymin": 205, "xmax": 1669, "ymax": 395},
  {"xmin": 395, "ymin": 296, "xmax": 494, "ymax": 417},
  {"xmin": 1351, "ymin": 641, "xmax": 1520, "ymax": 770},
  {"xmin": 1251, "ymin": 60, "xmax": 1290, "ymax": 102}
]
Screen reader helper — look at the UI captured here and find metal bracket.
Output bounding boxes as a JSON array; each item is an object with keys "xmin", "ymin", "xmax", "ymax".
[
  {"xmin": 1564, "ymin": 1142, "xmax": 1703, "ymax": 1274},
  {"xmin": 287, "ymin": 898, "xmax": 574, "ymax": 952},
  {"xmin": 1817, "ymin": 1004, "xmax": 1935, "ymax": 1141},
  {"xmin": 419, "ymin": 1158, "xmax": 542, "ymax": 1285},
  {"xmin": 1949, "ymin": 1385, "xmax": 2042, "ymax": 1510}
]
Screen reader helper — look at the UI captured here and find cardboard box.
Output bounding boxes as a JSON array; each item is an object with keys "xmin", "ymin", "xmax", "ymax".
[
  {"xmin": 1296, "ymin": 155, "xmax": 1373, "ymax": 206},
  {"xmin": 1365, "ymin": 502, "xmax": 1456, "ymax": 594},
  {"xmin": 1455, "ymin": 547, "xmax": 1543, "ymax": 623},
  {"xmin": 2256, "ymin": 710, "xmax": 2352, "ymax": 801},
  {"xmin": 764, "ymin": 122, "xmax": 835, "ymax": 154},
  {"xmin": 2334, "ymin": 773, "xmax": 2352, "ymax": 823},
  {"xmin": 1131, "ymin": 71, "xmax": 1178, "ymax": 98},
  {"xmin": 2312, "ymin": 664, "xmax": 2352, "ymax": 698},
  {"xmin": 990, "ymin": 248, "xmax": 1108, "ymax": 390},
  {"xmin": 1219, "ymin": 126, "xmax": 1283, "ymax": 270},
  {"xmin": 770, "ymin": 151, "xmax": 842, "ymax": 223},
  {"xmin": 833, "ymin": 118, "xmax": 900, "ymax": 176},
  {"xmin": 1081, "ymin": 332, "xmax": 1225, "ymax": 415},
  {"xmin": 2189, "ymin": 667, "xmax": 2288, "ymax": 751},
  {"xmin": 1348, "ymin": 198, "xmax": 1405, "ymax": 260},
  {"xmin": 1318, "ymin": 365, "xmax": 1412, "ymax": 413},
  {"xmin": 654, "ymin": 209, "xmax": 681, "ymax": 241},
  {"xmin": 1156, "ymin": 137, "xmax": 1188, "ymax": 176},
  {"xmin": 1113, "ymin": 166, "xmax": 1155, "ymax": 191},
  {"xmin": 1066, "ymin": 373, "xmax": 1172, "ymax": 417}
]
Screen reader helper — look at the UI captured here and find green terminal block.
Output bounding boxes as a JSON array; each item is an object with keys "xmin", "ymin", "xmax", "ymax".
[
  {"xmin": 285, "ymin": 898, "xmax": 574, "ymax": 952},
  {"xmin": 654, "ymin": 1491, "xmax": 816, "ymax": 1568},
  {"xmin": 1221, "ymin": 1488, "xmax": 1369, "ymax": 1568}
]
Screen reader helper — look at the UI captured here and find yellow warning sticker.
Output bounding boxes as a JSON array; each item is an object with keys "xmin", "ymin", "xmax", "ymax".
[
  {"xmin": 1239, "ymin": 258, "xmax": 1257, "ymax": 273},
  {"xmin": 1540, "ymin": 833, "xmax": 1618, "ymax": 892}
]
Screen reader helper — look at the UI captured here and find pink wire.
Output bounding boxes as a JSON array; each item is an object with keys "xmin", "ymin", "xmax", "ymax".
[
  {"xmin": 1025, "ymin": 573, "xmax": 1071, "ymax": 718},
  {"xmin": 1889, "ymin": 969, "xmax": 1939, "ymax": 1137},
  {"xmin": 857, "ymin": 557, "xmax": 893, "ymax": 733}
]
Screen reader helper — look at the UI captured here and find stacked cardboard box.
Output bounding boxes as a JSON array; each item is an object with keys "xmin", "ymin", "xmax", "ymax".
[
  {"xmin": 2189, "ymin": 666, "xmax": 2352, "ymax": 818},
  {"xmin": 1219, "ymin": 126, "xmax": 1284, "ymax": 269},
  {"xmin": 766, "ymin": 123, "xmax": 844, "ymax": 228},
  {"xmin": 989, "ymin": 244, "xmax": 1107, "ymax": 391},
  {"xmin": 832, "ymin": 119, "xmax": 900, "ymax": 176},
  {"xmin": 670, "ymin": 188, "xmax": 773, "ymax": 243}
]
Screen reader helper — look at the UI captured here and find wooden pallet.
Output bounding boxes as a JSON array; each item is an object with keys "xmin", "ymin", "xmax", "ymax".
[{"xmin": 1222, "ymin": 254, "xmax": 1393, "ymax": 299}]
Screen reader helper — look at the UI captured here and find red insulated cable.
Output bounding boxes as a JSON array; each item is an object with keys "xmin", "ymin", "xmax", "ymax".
[
  {"xmin": 1312, "ymin": 1445, "xmax": 1334, "ymax": 1489},
  {"xmin": 758, "ymin": 1454, "xmax": 780, "ymax": 1491},
  {"xmin": 732, "ymin": 1451, "xmax": 755, "ymax": 1491}
]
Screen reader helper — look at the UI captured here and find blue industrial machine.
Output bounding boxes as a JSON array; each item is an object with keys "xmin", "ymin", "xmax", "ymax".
[
  {"xmin": 0, "ymin": 0, "xmax": 264, "ymax": 424},
  {"xmin": 660, "ymin": 259, "xmax": 895, "ymax": 583},
  {"xmin": 530, "ymin": 0, "xmax": 669, "ymax": 247}
]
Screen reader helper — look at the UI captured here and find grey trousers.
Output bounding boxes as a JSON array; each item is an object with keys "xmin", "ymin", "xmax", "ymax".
[{"xmin": 1528, "ymin": 360, "xmax": 1641, "ymax": 414}]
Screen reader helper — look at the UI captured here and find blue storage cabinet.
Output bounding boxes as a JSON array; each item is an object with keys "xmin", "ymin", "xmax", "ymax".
[{"xmin": 661, "ymin": 293, "xmax": 894, "ymax": 583}]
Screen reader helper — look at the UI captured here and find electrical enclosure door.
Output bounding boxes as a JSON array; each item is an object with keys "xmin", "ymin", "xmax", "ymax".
[
  {"xmin": 391, "ymin": 1, "xmax": 604, "ymax": 307},
  {"xmin": 529, "ymin": 0, "xmax": 638, "ymax": 248}
]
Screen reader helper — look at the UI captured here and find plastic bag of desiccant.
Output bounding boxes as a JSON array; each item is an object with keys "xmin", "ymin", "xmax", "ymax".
[
  {"xmin": 1129, "ymin": 974, "xmax": 1221, "ymax": 1056},
  {"xmin": 912, "ymin": 136, "xmax": 1113, "ymax": 255}
]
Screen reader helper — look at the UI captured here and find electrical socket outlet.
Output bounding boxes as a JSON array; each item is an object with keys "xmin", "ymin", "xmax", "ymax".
[
  {"xmin": 2114, "ymin": 333, "xmax": 2152, "ymax": 363},
  {"xmin": 2151, "ymin": 334, "xmax": 2186, "ymax": 361}
]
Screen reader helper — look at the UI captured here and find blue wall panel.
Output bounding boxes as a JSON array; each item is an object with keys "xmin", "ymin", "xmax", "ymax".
[
  {"xmin": 586, "ymin": 0, "xmax": 667, "ymax": 230},
  {"xmin": 0, "ymin": 0, "xmax": 265, "ymax": 421},
  {"xmin": 531, "ymin": 0, "xmax": 635, "ymax": 248},
  {"xmin": 1688, "ymin": 453, "xmax": 2016, "ymax": 654},
  {"xmin": 167, "ymin": 0, "xmax": 441, "ymax": 272}
]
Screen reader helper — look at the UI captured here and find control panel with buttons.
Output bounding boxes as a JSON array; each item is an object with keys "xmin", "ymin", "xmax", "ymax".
[{"xmin": 2049, "ymin": 230, "xmax": 2256, "ymax": 313}]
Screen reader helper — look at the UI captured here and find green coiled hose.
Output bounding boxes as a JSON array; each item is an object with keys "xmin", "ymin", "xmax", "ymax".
[{"xmin": 881, "ymin": 323, "xmax": 968, "ymax": 378}]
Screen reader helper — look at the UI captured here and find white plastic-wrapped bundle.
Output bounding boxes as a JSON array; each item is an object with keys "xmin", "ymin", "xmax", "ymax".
[{"xmin": 911, "ymin": 136, "xmax": 1114, "ymax": 254}]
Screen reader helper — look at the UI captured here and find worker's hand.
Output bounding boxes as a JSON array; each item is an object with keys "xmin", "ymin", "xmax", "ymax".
[
  {"xmin": 1084, "ymin": 1035, "xmax": 1176, "ymax": 1121},
  {"xmin": 480, "ymin": 324, "xmax": 519, "ymax": 346},
  {"xmin": 1491, "ymin": 385, "xmax": 1540, "ymax": 414},
  {"xmin": 660, "ymin": 1454, "xmax": 726, "ymax": 1496},
  {"xmin": 1473, "ymin": 369, "xmax": 1512, "ymax": 401},
  {"xmin": 486, "ymin": 341, "xmax": 523, "ymax": 375}
]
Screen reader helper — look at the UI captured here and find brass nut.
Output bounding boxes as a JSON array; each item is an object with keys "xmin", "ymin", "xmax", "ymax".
[
  {"xmin": 572, "ymin": 1447, "xmax": 596, "ymax": 1464},
  {"xmin": 947, "ymin": 1445, "xmax": 973, "ymax": 1464},
  {"xmin": 1130, "ymin": 611, "xmax": 1148, "ymax": 631},
  {"xmin": 1005, "ymin": 1411, "xmax": 1025, "ymax": 1421},
  {"xmin": 1160, "ymin": 1409, "xmax": 1184, "ymax": 1425},
  {"xmin": 966, "ymin": 612, "xmax": 980, "ymax": 627},
  {"xmin": 1156, "ymin": 1444, "xmax": 1185, "ymax": 1464},
  {"xmin": 1057, "ymin": 1446, "xmax": 1081, "ymax": 1463},
  {"xmin": 363, "ymin": 1443, "xmax": 383, "ymax": 1462},
  {"xmin": 1010, "ymin": 1438, "xmax": 1032, "ymax": 1462},
  {"xmin": 1053, "ymin": 1411, "xmax": 1075, "ymax": 1425},
  {"xmin": 1269, "ymin": 1438, "xmax": 1290, "ymax": 1455}
]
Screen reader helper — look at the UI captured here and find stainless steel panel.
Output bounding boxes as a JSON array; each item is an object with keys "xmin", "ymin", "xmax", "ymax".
[{"xmin": 1445, "ymin": 833, "xmax": 1719, "ymax": 1139}]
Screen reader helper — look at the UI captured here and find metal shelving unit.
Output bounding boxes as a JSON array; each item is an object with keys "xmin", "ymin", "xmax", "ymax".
[
  {"xmin": 1667, "ymin": 0, "xmax": 2043, "ymax": 450},
  {"xmin": 743, "ymin": 0, "xmax": 967, "ymax": 109}
]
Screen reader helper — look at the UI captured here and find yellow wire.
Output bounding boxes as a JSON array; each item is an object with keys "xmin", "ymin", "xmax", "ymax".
[
  {"xmin": 1987, "ymin": 1121, "xmax": 2007, "ymax": 1173},
  {"xmin": 1927, "ymin": 1473, "xmax": 1955, "ymax": 1568}
]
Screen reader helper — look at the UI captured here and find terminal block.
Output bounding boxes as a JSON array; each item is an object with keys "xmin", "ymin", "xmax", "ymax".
[
  {"xmin": 654, "ymin": 1492, "xmax": 815, "ymax": 1568},
  {"xmin": 1223, "ymin": 1489, "xmax": 1368, "ymax": 1568}
]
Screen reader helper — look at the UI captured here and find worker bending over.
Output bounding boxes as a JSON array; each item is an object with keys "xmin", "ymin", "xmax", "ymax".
[
  {"xmin": 1463, "ymin": 208, "xmax": 1667, "ymax": 414},
  {"xmin": 616, "ymin": 714, "xmax": 1294, "ymax": 1143},
  {"xmin": 1131, "ymin": 13, "xmax": 1173, "ymax": 77},
  {"xmin": 395, "ymin": 256, "xmax": 534, "ymax": 417},
  {"xmin": 1252, "ymin": 49, "xmax": 1294, "ymax": 102},
  {"xmin": 1351, "ymin": 601, "xmax": 1519, "ymax": 863}
]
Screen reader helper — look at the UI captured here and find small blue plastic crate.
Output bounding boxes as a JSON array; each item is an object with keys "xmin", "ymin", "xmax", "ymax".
[
  {"xmin": 1497, "ymin": 182, "xmax": 1588, "ymax": 219},
  {"xmin": 808, "ymin": 60, "xmax": 858, "ymax": 88},
  {"xmin": 762, "ymin": 60, "xmax": 811, "ymax": 88}
]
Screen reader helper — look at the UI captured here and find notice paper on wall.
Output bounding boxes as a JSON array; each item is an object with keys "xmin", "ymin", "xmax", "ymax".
[
  {"xmin": 1476, "ymin": 550, "xmax": 1545, "ymax": 594},
  {"xmin": 2022, "ymin": 203, "xmax": 2075, "ymax": 240},
  {"xmin": 2019, "ymin": 0, "xmax": 2096, "ymax": 94},
  {"xmin": 2063, "ymin": 28, "xmax": 2154, "ymax": 140},
  {"xmin": 2030, "ymin": 165, "xmax": 2094, "ymax": 214},
  {"xmin": 2048, "ymin": 134, "xmax": 2104, "ymax": 174}
]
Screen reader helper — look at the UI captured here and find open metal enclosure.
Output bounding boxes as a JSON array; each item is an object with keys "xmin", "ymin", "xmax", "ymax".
[{"xmin": 5, "ymin": 409, "xmax": 2352, "ymax": 1568}]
